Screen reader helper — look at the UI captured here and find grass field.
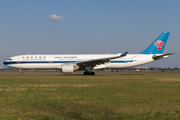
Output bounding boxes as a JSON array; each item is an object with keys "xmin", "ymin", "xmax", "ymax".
[{"xmin": 0, "ymin": 71, "xmax": 180, "ymax": 120}]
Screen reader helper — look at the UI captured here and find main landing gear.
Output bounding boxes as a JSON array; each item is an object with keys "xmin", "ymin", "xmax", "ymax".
[
  {"xmin": 84, "ymin": 71, "xmax": 95, "ymax": 75},
  {"xmin": 19, "ymin": 69, "xmax": 23, "ymax": 75},
  {"xmin": 83, "ymin": 66, "xmax": 95, "ymax": 75}
]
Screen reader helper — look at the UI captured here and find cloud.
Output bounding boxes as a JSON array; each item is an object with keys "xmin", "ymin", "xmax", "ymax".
[
  {"xmin": 43, "ymin": 17, "xmax": 48, "ymax": 20},
  {"xmin": 146, "ymin": 14, "xmax": 152, "ymax": 17},
  {"xmin": 23, "ymin": 4, "xmax": 28, "ymax": 8},
  {"xmin": 48, "ymin": 14, "xmax": 64, "ymax": 21}
]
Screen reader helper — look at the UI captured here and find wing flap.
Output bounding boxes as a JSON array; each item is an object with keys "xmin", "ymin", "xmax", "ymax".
[{"xmin": 76, "ymin": 52, "xmax": 128, "ymax": 67}]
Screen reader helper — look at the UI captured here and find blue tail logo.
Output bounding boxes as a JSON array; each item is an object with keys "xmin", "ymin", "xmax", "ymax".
[
  {"xmin": 154, "ymin": 40, "xmax": 165, "ymax": 50},
  {"xmin": 139, "ymin": 32, "xmax": 170, "ymax": 54}
]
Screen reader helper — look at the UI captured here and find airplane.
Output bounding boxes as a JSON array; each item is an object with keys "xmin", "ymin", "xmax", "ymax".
[{"xmin": 3, "ymin": 32, "xmax": 175, "ymax": 75}]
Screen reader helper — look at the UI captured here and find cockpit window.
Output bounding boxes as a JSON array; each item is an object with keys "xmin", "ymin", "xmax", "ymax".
[{"xmin": 8, "ymin": 59, "xmax": 12, "ymax": 60}]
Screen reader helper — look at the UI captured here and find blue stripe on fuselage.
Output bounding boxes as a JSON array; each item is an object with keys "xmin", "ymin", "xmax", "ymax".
[
  {"xmin": 4, "ymin": 60, "xmax": 136, "ymax": 65},
  {"xmin": 3, "ymin": 61, "xmax": 80, "ymax": 65}
]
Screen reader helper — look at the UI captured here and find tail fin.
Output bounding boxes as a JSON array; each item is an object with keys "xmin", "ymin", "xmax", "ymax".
[{"xmin": 139, "ymin": 32, "xmax": 170, "ymax": 54}]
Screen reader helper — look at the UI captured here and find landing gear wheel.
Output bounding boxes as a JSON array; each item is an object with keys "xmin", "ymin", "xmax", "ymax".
[
  {"xmin": 83, "ymin": 72, "xmax": 95, "ymax": 75},
  {"xmin": 19, "ymin": 72, "xmax": 23, "ymax": 75},
  {"xmin": 84, "ymin": 72, "xmax": 88, "ymax": 75}
]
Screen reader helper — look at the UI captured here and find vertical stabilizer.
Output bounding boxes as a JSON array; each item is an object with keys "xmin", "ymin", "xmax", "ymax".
[{"xmin": 139, "ymin": 32, "xmax": 170, "ymax": 54}]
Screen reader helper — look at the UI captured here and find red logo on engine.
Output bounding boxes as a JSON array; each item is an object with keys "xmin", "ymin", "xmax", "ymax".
[{"xmin": 154, "ymin": 40, "xmax": 165, "ymax": 50}]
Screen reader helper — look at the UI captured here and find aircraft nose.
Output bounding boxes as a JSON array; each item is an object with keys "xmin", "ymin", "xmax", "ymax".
[{"xmin": 3, "ymin": 61, "xmax": 7, "ymax": 65}]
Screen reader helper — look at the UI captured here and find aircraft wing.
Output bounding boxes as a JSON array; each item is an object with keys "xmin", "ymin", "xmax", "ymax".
[
  {"xmin": 76, "ymin": 52, "xmax": 128, "ymax": 67},
  {"xmin": 152, "ymin": 53, "xmax": 175, "ymax": 60}
]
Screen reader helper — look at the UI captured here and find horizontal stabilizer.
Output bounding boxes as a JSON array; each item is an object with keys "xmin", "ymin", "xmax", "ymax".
[{"xmin": 152, "ymin": 53, "xmax": 175, "ymax": 60}]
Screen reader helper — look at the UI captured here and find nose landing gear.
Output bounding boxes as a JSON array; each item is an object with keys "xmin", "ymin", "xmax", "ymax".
[{"xmin": 19, "ymin": 69, "xmax": 23, "ymax": 75}]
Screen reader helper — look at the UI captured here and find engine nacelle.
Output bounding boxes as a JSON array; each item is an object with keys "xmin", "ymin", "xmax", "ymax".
[{"xmin": 61, "ymin": 63, "xmax": 79, "ymax": 73}]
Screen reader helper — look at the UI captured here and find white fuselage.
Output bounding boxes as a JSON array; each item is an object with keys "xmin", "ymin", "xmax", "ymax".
[{"xmin": 4, "ymin": 53, "xmax": 155, "ymax": 70}]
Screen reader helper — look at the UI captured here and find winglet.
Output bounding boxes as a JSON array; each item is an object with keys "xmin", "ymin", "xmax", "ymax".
[{"xmin": 120, "ymin": 52, "xmax": 128, "ymax": 57}]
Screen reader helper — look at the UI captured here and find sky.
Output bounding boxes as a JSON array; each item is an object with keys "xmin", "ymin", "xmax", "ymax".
[{"xmin": 0, "ymin": 0, "xmax": 179, "ymax": 68}]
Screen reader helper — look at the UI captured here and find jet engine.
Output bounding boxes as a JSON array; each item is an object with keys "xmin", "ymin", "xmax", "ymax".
[{"xmin": 61, "ymin": 63, "xmax": 79, "ymax": 73}]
